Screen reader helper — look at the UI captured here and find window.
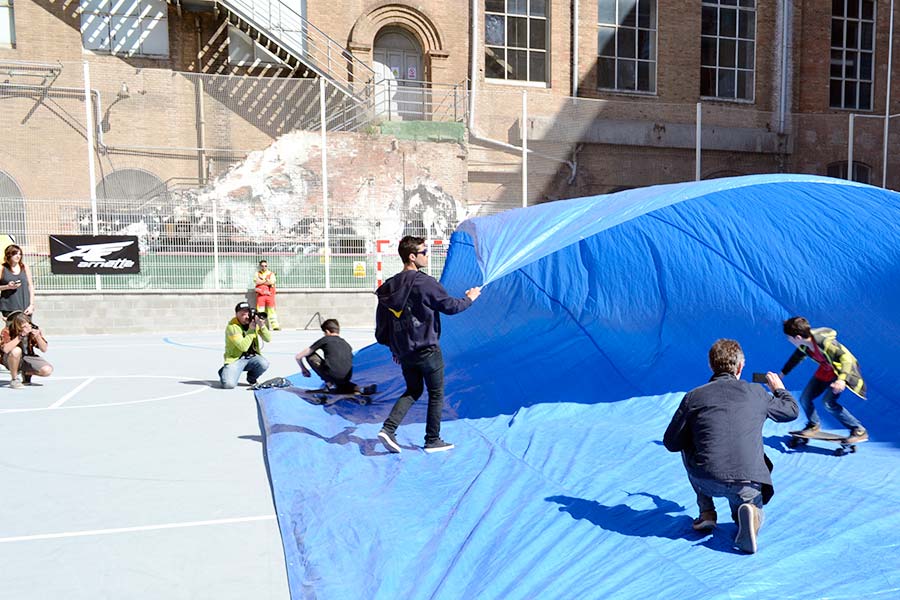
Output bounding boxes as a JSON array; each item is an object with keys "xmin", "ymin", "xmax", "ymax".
[
  {"xmin": 830, "ymin": 0, "xmax": 875, "ymax": 110},
  {"xmin": 700, "ymin": 0, "xmax": 756, "ymax": 101},
  {"xmin": 80, "ymin": 0, "xmax": 169, "ymax": 57},
  {"xmin": 597, "ymin": 0, "xmax": 657, "ymax": 93},
  {"xmin": 827, "ymin": 161, "xmax": 871, "ymax": 184},
  {"xmin": 0, "ymin": 0, "xmax": 13, "ymax": 47},
  {"xmin": 485, "ymin": 0, "xmax": 548, "ymax": 83},
  {"xmin": 228, "ymin": 27, "xmax": 286, "ymax": 66}
]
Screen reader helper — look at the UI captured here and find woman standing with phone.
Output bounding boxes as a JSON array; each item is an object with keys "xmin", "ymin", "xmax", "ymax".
[{"xmin": 0, "ymin": 244, "xmax": 35, "ymax": 320}]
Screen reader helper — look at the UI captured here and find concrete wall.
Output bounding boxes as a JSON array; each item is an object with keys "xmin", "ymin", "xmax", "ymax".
[{"xmin": 35, "ymin": 290, "xmax": 377, "ymax": 335}]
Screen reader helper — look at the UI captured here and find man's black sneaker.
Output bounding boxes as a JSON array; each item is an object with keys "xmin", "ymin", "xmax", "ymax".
[
  {"xmin": 424, "ymin": 439, "xmax": 455, "ymax": 453},
  {"xmin": 378, "ymin": 429, "xmax": 401, "ymax": 453},
  {"xmin": 22, "ymin": 373, "xmax": 32, "ymax": 385}
]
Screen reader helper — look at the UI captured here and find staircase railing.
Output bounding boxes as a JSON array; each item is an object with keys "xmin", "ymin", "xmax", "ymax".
[{"xmin": 218, "ymin": 0, "xmax": 375, "ymax": 99}]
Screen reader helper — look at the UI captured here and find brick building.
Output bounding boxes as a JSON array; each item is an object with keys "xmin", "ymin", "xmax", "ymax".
[{"xmin": 0, "ymin": 1, "xmax": 896, "ymax": 229}]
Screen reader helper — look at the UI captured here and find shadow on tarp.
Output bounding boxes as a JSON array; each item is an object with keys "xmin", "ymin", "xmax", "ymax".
[
  {"xmin": 267, "ymin": 423, "xmax": 408, "ymax": 456},
  {"xmin": 547, "ymin": 492, "xmax": 745, "ymax": 555}
]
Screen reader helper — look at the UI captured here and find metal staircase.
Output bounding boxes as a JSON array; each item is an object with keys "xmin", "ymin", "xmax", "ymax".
[{"xmin": 181, "ymin": 0, "xmax": 376, "ymax": 130}]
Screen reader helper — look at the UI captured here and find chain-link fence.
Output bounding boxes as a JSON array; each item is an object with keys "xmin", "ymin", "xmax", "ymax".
[
  {"xmin": 3, "ymin": 59, "xmax": 894, "ymax": 293},
  {"xmin": 0, "ymin": 59, "xmax": 474, "ymax": 291},
  {"xmin": 21, "ymin": 196, "xmax": 449, "ymax": 291},
  {"xmin": 470, "ymin": 87, "xmax": 896, "ymax": 208}
]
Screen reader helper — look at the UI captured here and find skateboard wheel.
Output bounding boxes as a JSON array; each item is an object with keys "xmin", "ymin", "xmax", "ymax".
[
  {"xmin": 850, "ymin": 445, "xmax": 857, "ymax": 453},
  {"xmin": 787, "ymin": 437, "xmax": 799, "ymax": 449},
  {"xmin": 834, "ymin": 448, "xmax": 845, "ymax": 456}
]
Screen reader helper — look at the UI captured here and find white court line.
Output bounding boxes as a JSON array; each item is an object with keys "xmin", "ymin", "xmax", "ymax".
[
  {"xmin": 48, "ymin": 376, "xmax": 95, "ymax": 409},
  {"xmin": 38, "ymin": 375, "xmax": 209, "ymax": 381},
  {"xmin": 0, "ymin": 515, "xmax": 277, "ymax": 544},
  {"xmin": 0, "ymin": 385, "xmax": 210, "ymax": 414}
]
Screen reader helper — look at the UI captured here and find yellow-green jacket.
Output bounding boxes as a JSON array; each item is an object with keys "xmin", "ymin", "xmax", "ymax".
[
  {"xmin": 781, "ymin": 327, "xmax": 866, "ymax": 399},
  {"xmin": 223, "ymin": 317, "xmax": 271, "ymax": 364}
]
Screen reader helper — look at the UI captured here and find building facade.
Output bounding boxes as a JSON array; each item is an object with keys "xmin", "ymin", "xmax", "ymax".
[{"xmin": 0, "ymin": 1, "xmax": 896, "ymax": 230}]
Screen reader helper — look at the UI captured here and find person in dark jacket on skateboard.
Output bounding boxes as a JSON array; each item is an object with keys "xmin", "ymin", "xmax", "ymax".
[
  {"xmin": 375, "ymin": 236, "xmax": 481, "ymax": 454},
  {"xmin": 780, "ymin": 316, "xmax": 868, "ymax": 443},
  {"xmin": 664, "ymin": 339, "xmax": 798, "ymax": 554}
]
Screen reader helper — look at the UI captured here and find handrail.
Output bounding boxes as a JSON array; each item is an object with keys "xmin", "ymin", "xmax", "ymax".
[
  {"xmin": 372, "ymin": 78, "xmax": 468, "ymax": 123},
  {"xmin": 217, "ymin": 0, "xmax": 375, "ymax": 98}
]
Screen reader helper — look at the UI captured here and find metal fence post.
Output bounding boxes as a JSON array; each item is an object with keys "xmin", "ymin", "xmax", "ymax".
[
  {"xmin": 522, "ymin": 90, "xmax": 528, "ymax": 208},
  {"xmin": 453, "ymin": 84, "xmax": 458, "ymax": 121},
  {"xmin": 695, "ymin": 102, "xmax": 702, "ymax": 181},
  {"xmin": 83, "ymin": 60, "xmax": 101, "ymax": 291},
  {"xmin": 212, "ymin": 195, "xmax": 221, "ymax": 289},
  {"xmin": 320, "ymin": 77, "xmax": 331, "ymax": 289},
  {"xmin": 848, "ymin": 113, "xmax": 855, "ymax": 179},
  {"xmin": 883, "ymin": 0, "xmax": 895, "ymax": 188}
]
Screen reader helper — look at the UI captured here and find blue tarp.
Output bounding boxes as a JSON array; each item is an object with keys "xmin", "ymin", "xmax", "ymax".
[{"xmin": 257, "ymin": 175, "xmax": 900, "ymax": 599}]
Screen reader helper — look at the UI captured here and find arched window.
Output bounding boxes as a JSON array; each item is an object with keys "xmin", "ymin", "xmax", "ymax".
[
  {"xmin": 0, "ymin": 171, "xmax": 25, "ymax": 245},
  {"xmin": 92, "ymin": 169, "xmax": 168, "ymax": 238},
  {"xmin": 96, "ymin": 169, "xmax": 167, "ymax": 205},
  {"xmin": 826, "ymin": 161, "xmax": 871, "ymax": 185}
]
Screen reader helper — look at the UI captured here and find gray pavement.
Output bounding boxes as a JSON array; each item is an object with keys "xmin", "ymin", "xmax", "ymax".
[{"xmin": 0, "ymin": 326, "xmax": 376, "ymax": 600}]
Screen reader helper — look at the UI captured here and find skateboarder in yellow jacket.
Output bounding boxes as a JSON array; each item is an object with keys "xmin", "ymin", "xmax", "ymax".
[{"xmin": 781, "ymin": 316, "xmax": 867, "ymax": 443}]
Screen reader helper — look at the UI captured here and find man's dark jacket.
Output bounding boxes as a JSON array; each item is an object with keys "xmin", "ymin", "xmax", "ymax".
[
  {"xmin": 664, "ymin": 373, "xmax": 798, "ymax": 489},
  {"xmin": 375, "ymin": 270, "xmax": 472, "ymax": 360}
]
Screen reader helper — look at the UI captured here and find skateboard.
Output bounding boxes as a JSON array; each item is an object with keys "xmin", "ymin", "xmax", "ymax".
[
  {"xmin": 300, "ymin": 384, "xmax": 377, "ymax": 406},
  {"xmin": 786, "ymin": 429, "xmax": 866, "ymax": 456}
]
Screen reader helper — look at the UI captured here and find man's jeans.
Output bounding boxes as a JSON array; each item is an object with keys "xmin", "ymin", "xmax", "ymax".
[
  {"xmin": 688, "ymin": 471, "xmax": 765, "ymax": 525},
  {"xmin": 219, "ymin": 355, "xmax": 269, "ymax": 389},
  {"xmin": 382, "ymin": 346, "xmax": 445, "ymax": 443},
  {"xmin": 799, "ymin": 377, "xmax": 862, "ymax": 430},
  {"xmin": 306, "ymin": 353, "xmax": 354, "ymax": 392}
]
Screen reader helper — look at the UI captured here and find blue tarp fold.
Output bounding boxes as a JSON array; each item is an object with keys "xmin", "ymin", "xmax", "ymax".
[{"xmin": 258, "ymin": 175, "xmax": 900, "ymax": 599}]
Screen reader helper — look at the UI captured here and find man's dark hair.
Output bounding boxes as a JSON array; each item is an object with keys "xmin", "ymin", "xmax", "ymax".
[
  {"xmin": 321, "ymin": 318, "xmax": 340, "ymax": 334},
  {"xmin": 708, "ymin": 339, "xmax": 744, "ymax": 375},
  {"xmin": 398, "ymin": 235, "xmax": 425, "ymax": 265},
  {"xmin": 259, "ymin": 260, "xmax": 267, "ymax": 266},
  {"xmin": 783, "ymin": 316, "xmax": 812, "ymax": 338}
]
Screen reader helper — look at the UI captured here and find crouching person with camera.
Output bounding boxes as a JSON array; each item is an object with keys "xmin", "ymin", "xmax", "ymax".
[
  {"xmin": 2, "ymin": 311, "xmax": 52, "ymax": 389},
  {"xmin": 218, "ymin": 301, "xmax": 271, "ymax": 389}
]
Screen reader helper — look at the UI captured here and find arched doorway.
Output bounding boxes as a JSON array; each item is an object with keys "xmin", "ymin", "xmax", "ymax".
[{"xmin": 373, "ymin": 28, "xmax": 424, "ymax": 120}]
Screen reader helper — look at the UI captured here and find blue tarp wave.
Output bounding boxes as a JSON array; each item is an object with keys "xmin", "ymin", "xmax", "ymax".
[{"xmin": 257, "ymin": 175, "xmax": 900, "ymax": 599}]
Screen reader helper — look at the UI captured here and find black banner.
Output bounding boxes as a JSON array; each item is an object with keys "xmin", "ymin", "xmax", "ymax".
[{"xmin": 49, "ymin": 235, "xmax": 141, "ymax": 274}]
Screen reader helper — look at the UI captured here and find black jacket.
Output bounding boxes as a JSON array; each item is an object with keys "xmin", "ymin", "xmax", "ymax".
[
  {"xmin": 664, "ymin": 373, "xmax": 798, "ymax": 487},
  {"xmin": 375, "ymin": 270, "xmax": 472, "ymax": 360}
]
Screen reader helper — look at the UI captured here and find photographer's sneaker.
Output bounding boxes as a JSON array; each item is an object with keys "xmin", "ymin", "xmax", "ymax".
[
  {"xmin": 424, "ymin": 438, "xmax": 455, "ymax": 453},
  {"xmin": 378, "ymin": 429, "xmax": 402, "ymax": 454},
  {"xmin": 22, "ymin": 373, "xmax": 32, "ymax": 385},
  {"xmin": 735, "ymin": 503, "xmax": 761, "ymax": 554},
  {"xmin": 9, "ymin": 379, "xmax": 24, "ymax": 389}
]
